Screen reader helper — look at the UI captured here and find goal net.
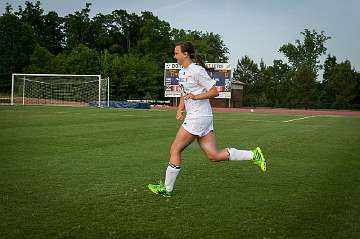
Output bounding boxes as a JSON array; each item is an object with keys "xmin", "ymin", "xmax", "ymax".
[{"xmin": 11, "ymin": 74, "xmax": 109, "ymax": 107}]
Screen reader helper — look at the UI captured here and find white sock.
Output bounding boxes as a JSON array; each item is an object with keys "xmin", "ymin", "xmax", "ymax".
[
  {"xmin": 227, "ymin": 148, "xmax": 253, "ymax": 161},
  {"xmin": 165, "ymin": 163, "xmax": 181, "ymax": 192}
]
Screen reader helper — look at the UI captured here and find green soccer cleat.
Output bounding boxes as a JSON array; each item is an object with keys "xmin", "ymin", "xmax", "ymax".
[
  {"xmin": 148, "ymin": 181, "xmax": 172, "ymax": 198},
  {"xmin": 252, "ymin": 147, "xmax": 267, "ymax": 172}
]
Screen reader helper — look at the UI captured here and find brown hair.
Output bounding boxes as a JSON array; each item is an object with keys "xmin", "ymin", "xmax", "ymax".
[{"xmin": 175, "ymin": 41, "xmax": 210, "ymax": 72}]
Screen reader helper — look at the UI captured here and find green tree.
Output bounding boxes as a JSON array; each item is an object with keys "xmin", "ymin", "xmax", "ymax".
[
  {"xmin": 51, "ymin": 45, "xmax": 100, "ymax": 74},
  {"xmin": 289, "ymin": 64, "xmax": 317, "ymax": 108},
  {"xmin": 279, "ymin": 29, "xmax": 331, "ymax": 108},
  {"xmin": 233, "ymin": 56, "xmax": 259, "ymax": 106},
  {"xmin": 16, "ymin": 1, "xmax": 64, "ymax": 54},
  {"xmin": 99, "ymin": 49, "xmax": 113, "ymax": 78},
  {"xmin": 23, "ymin": 44, "xmax": 54, "ymax": 73},
  {"xmin": 264, "ymin": 60, "xmax": 292, "ymax": 107},
  {"xmin": 138, "ymin": 11, "xmax": 173, "ymax": 64},
  {"xmin": 319, "ymin": 55, "xmax": 337, "ymax": 106},
  {"xmin": 328, "ymin": 60, "xmax": 358, "ymax": 108},
  {"xmin": 279, "ymin": 29, "xmax": 331, "ymax": 76},
  {"xmin": 253, "ymin": 59, "xmax": 268, "ymax": 106},
  {"xmin": 110, "ymin": 53, "xmax": 162, "ymax": 100},
  {"xmin": 323, "ymin": 55, "xmax": 337, "ymax": 83},
  {"xmin": 0, "ymin": 12, "xmax": 36, "ymax": 92},
  {"xmin": 353, "ymin": 71, "xmax": 360, "ymax": 108},
  {"xmin": 87, "ymin": 13, "xmax": 113, "ymax": 52},
  {"xmin": 16, "ymin": 1, "xmax": 44, "ymax": 36},
  {"xmin": 109, "ymin": 10, "xmax": 141, "ymax": 54},
  {"xmin": 198, "ymin": 32, "xmax": 229, "ymax": 62},
  {"xmin": 40, "ymin": 11, "xmax": 64, "ymax": 54},
  {"xmin": 63, "ymin": 3, "xmax": 92, "ymax": 49}
]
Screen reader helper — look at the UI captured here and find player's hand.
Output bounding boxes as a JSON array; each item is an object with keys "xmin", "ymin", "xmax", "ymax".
[
  {"xmin": 184, "ymin": 93, "xmax": 196, "ymax": 100},
  {"xmin": 176, "ymin": 110, "xmax": 184, "ymax": 121}
]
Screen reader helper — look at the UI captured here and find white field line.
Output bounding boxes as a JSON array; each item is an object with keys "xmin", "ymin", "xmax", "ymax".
[
  {"xmin": 283, "ymin": 116, "xmax": 317, "ymax": 123},
  {"xmin": 215, "ymin": 118, "xmax": 283, "ymax": 123},
  {"xmin": 246, "ymin": 119, "xmax": 279, "ymax": 123}
]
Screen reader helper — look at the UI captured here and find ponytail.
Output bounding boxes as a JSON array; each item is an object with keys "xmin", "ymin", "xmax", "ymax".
[
  {"xmin": 194, "ymin": 53, "xmax": 207, "ymax": 70},
  {"xmin": 194, "ymin": 53, "xmax": 214, "ymax": 74}
]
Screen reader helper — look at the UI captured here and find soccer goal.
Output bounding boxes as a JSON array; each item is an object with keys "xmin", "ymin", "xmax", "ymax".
[{"xmin": 11, "ymin": 74, "xmax": 109, "ymax": 107}]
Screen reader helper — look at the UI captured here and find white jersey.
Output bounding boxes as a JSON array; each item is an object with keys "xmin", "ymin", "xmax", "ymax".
[{"xmin": 178, "ymin": 63, "xmax": 216, "ymax": 118}]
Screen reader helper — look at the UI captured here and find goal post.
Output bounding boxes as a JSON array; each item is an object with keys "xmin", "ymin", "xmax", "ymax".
[{"xmin": 11, "ymin": 73, "xmax": 109, "ymax": 107}]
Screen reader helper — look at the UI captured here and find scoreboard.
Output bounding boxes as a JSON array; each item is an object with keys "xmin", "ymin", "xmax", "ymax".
[{"xmin": 164, "ymin": 63, "xmax": 232, "ymax": 98}]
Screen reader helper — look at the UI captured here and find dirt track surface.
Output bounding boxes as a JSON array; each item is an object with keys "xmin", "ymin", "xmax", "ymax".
[{"xmin": 151, "ymin": 106, "xmax": 360, "ymax": 117}]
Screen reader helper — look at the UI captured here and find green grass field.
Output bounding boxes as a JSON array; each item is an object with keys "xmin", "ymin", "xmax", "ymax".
[{"xmin": 0, "ymin": 106, "xmax": 359, "ymax": 239}]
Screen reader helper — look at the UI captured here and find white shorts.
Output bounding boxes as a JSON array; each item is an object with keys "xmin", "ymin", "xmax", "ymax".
[{"xmin": 182, "ymin": 117, "xmax": 214, "ymax": 137}]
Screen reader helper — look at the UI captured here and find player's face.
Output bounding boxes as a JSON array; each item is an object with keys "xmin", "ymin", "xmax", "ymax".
[{"xmin": 174, "ymin": 46, "xmax": 188, "ymax": 65}]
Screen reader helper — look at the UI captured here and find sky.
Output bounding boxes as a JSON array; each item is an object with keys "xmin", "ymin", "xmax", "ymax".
[{"xmin": 1, "ymin": 0, "xmax": 360, "ymax": 75}]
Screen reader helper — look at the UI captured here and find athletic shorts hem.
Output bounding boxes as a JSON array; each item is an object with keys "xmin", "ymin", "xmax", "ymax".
[{"xmin": 181, "ymin": 117, "xmax": 214, "ymax": 137}]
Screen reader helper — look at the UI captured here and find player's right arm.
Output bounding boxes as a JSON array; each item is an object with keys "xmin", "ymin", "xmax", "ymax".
[{"xmin": 176, "ymin": 96, "xmax": 185, "ymax": 121}]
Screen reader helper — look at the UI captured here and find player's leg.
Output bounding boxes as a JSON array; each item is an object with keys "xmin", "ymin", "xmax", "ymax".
[
  {"xmin": 169, "ymin": 125, "xmax": 196, "ymax": 165},
  {"xmin": 148, "ymin": 126, "xmax": 196, "ymax": 197},
  {"xmin": 198, "ymin": 131, "xmax": 267, "ymax": 171},
  {"xmin": 165, "ymin": 126, "xmax": 196, "ymax": 192},
  {"xmin": 227, "ymin": 146, "xmax": 267, "ymax": 171},
  {"xmin": 197, "ymin": 131, "xmax": 229, "ymax": 161}
]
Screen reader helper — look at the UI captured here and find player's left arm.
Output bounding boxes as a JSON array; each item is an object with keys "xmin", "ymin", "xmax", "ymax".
[{"xmin": 184, "ymin": 86, "xmax": 218, "ymax": 100}]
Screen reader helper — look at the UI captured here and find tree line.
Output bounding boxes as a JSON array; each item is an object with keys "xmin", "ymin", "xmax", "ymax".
[
  {"xmin": 0, "ymin": 1, "xmax": 228, "ymax": 101},
  {"xmin": 0, "ymin": 1, "xmax": 359, "ymax": 109},
  {"xmin": 234, "ymin": 29, "xmax": 360, "ymax": 109}
]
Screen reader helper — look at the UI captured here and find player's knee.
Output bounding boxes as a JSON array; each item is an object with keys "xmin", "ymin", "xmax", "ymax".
[{"xmin": 206, "ymin": 152, "xmax": 219, "ymax": 162}]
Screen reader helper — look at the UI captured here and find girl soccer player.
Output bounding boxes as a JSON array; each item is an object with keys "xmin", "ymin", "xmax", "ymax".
[{"xmin": 148, "ymin": 41, "xmax": 266, "ymax": 197}]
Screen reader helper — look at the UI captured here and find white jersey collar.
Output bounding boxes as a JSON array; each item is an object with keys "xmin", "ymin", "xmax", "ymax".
[{"xmin": 184, "ymin": 62, "xmax": 195, "ymax": 70}]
